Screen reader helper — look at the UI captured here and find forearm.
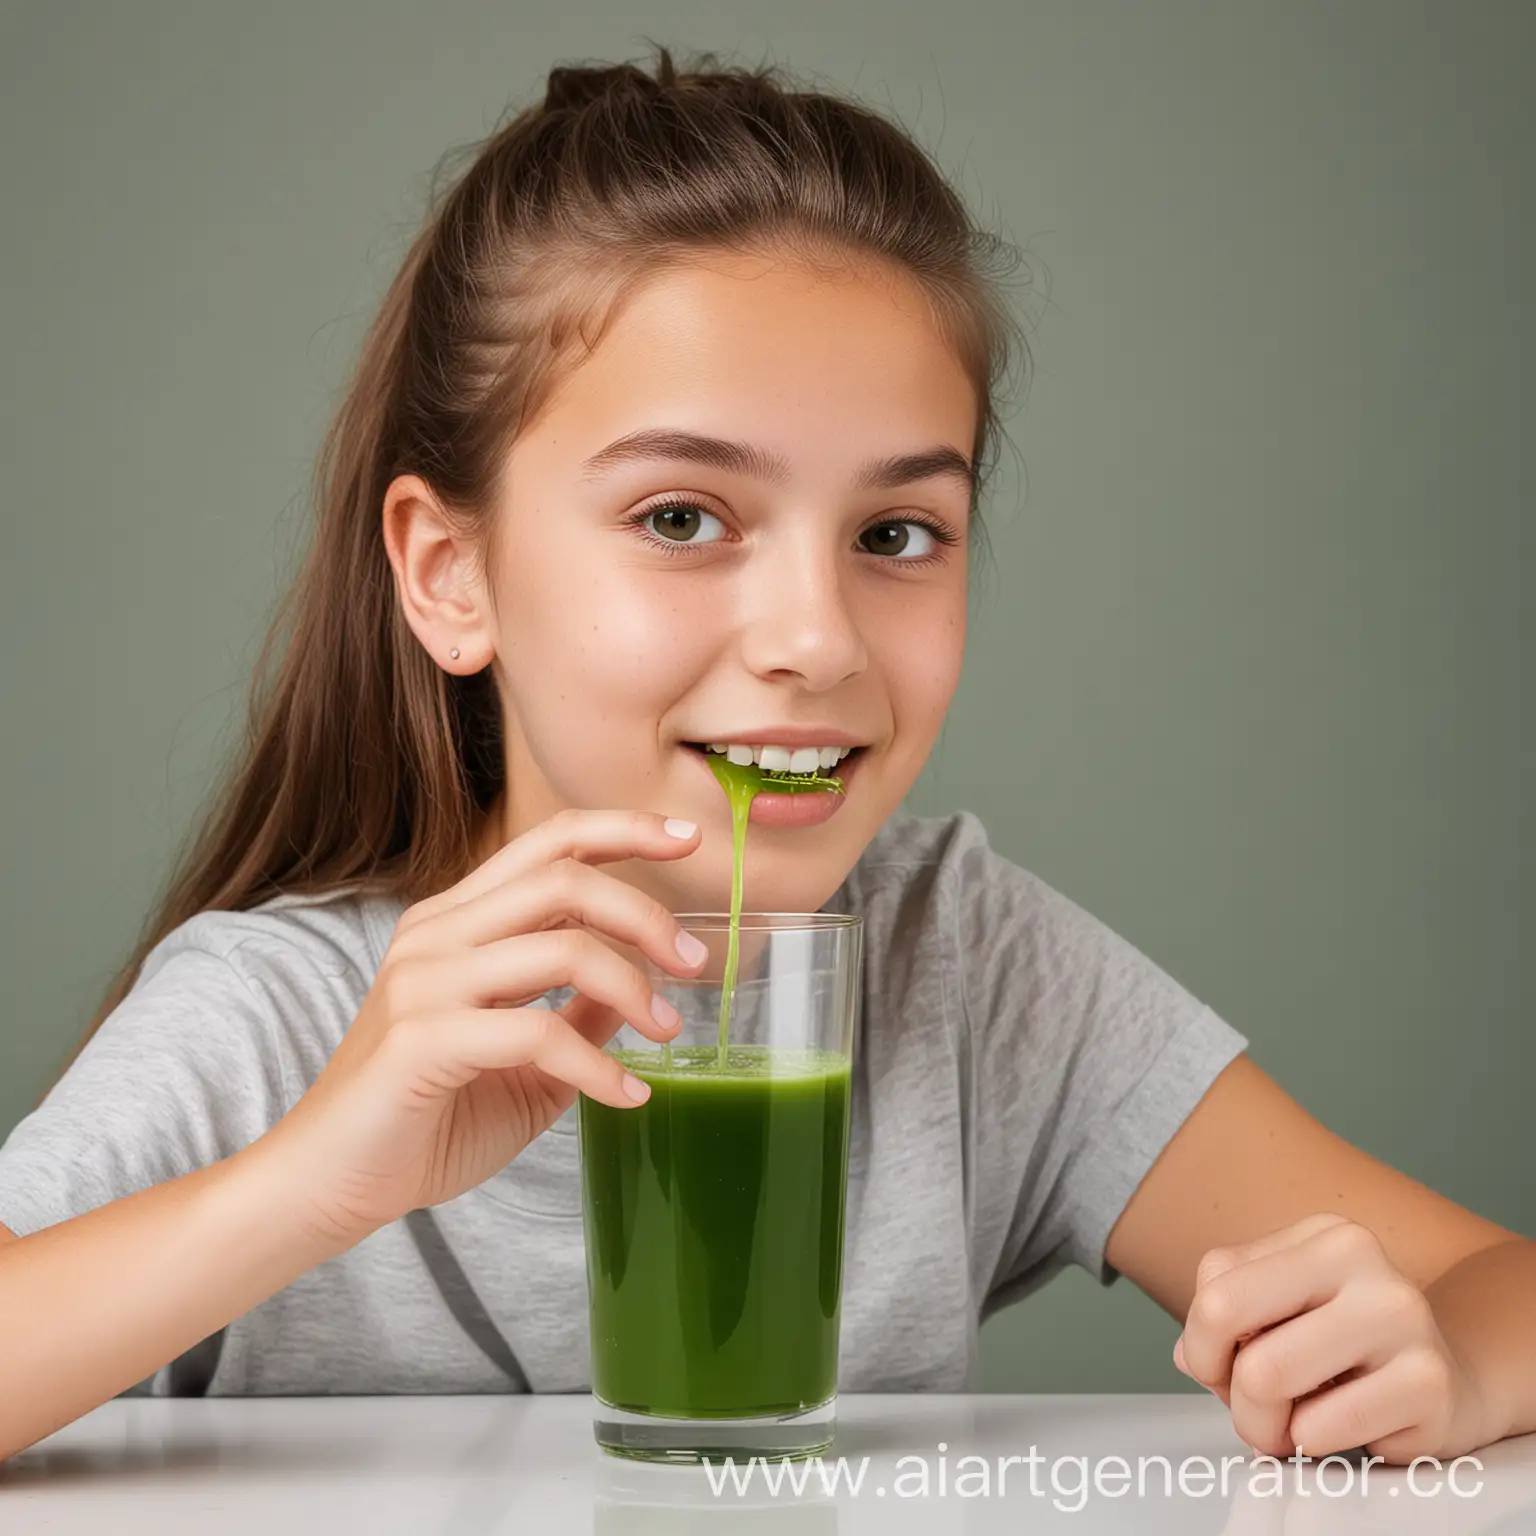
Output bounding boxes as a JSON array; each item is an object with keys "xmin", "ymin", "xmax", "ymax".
[
  {"xmin": 1426, "ymin": 1235, "xmax": 1536, "ymax": 1448},
  {"xmin": 0, "ymin": 1132, "xmax": 351, "ymax": 1461}
]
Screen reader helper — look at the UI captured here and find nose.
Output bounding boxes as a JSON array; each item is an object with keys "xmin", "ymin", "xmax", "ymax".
[{"xmin": 736, "ymin": 525, "xmax": 867, "ymax": 691}]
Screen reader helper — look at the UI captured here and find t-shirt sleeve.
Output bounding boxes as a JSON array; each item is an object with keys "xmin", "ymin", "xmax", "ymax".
[
  {"xmin": 953, "ymin": 818, "xmax": 1250, "ymax": 1312},
  {"xmin": 0, "ymin": 922, "xmax": 291, "ymax": 1241}
]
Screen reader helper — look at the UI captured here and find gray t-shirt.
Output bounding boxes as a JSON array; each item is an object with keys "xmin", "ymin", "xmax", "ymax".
[{"xmin": 0, "ymin": 809, "xmax": 1247, "ymax": 1396}]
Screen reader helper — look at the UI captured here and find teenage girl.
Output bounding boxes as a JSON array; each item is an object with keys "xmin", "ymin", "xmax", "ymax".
[{"xmin": 1, "ymin": 49, "xmax": 1531, "ymax": 1466}]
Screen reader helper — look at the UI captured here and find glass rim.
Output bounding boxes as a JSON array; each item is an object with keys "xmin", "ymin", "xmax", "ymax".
[{"xmin": 670, "ymin": 911, "xmax": 861, "ymax": 932}]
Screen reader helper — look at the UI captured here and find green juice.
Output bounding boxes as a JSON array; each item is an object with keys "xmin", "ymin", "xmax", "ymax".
[
  {"xmin": 580, "ymin": 1044, "xmax": 852, "ymax": 1417},
  {"xmin": 580, "ymin": 748, "xmax": 852, "ymax": 1420}
]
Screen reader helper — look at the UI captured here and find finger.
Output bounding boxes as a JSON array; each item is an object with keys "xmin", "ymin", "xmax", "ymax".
[
  {"xmin": 1232, "ymin": 1279, "xmax": 1411, "ymax": 1412},
  {"xmin": 417, "ymin": 809, "xmax": 700, "ymax": 916},
  {"xmin": 1181, "ymin": 1223, "xmax": 1367, "ymax": 1393},
  {"xmin": 559, "ymin": 989, "xmax": 627, "ymax": 1050},
  {"xmin": 382, "ymin": 1006, "xmax": 653, "ymax": 1110},
  {"xmin": 1286, "ymin": 1350, "xmax": 1446, "ymax": 1460},
  {"xmin": 1195, "ymin": 1212, "xmax": 1354, "ymax": 1288},
  {"xmin": 1225, "ymin": 1294, "xmax": 1374, "ymax": 1456},
  {"xmin": 436, "ymin": 929, "xmax": 682, "ymax": 1043},
  {"xmin": 408, "ymin": 857, "xmax": 707, "ymax": 981},
  {"xmin": 1181, "ymin": 1215, "xmax": 1352, "ymax": 1387}
]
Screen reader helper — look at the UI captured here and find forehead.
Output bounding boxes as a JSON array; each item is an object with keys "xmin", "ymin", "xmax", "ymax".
[{"xmin": 522, "ymin": 249, "xmax": 978, "ymax": 469}]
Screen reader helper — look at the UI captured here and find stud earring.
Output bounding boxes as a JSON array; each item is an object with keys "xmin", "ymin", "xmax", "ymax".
[{"xmin": 449, "ymin": 647, "xmax": 461, "ymax": 661}]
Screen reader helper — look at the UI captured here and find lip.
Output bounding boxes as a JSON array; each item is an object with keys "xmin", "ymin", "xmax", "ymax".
[
  {"xmin": 680, "ymin": 726, "xmax": 870, "ymax": 750},
  {"xmin": 681, "ymin": 743, "xmax": 867, "ymax": 827}
]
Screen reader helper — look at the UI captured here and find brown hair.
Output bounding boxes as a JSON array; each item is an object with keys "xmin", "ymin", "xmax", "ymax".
[{"xmin": 71, "ymin": 44, "xmax": 1030, "ymax": 1064}]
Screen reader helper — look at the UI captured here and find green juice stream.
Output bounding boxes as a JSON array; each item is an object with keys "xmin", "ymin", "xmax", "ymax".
[{"xmin": 579, "ymin": 752, "xmax": 850, "ymax": 1418}]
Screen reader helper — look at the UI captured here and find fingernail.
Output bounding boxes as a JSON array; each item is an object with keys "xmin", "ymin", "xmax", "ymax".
[
  {"xmin": 1173, "ymin": 1335, "xmax": 1189, "ymax": 1373},
  {"xmin": 664, "ymin": 818, "xmax": 697, "ymax": 839},
  {"xmin": 675, "ymin": 931, "xmax": 709, "ymax": 966},
  {"xmin": 651, "ymin": 993, "xmax": 681, "ymax": 1031},
  {"xmin": 622, "ymin": 1072, "xmax": 651, "ymax": 1104}
]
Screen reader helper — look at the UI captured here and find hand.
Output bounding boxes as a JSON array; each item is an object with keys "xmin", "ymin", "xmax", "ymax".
[
  {"xmin": 1174, "ymin": 1212, "xmax": 1489, "ymax": 1462},
  {"xmin": 257, "ymin": 809, "xmax": 705, "ymax": 1247}
]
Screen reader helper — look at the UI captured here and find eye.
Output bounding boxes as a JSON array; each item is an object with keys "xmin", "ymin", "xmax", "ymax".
[
  {"xmin": 857, "ymin": 517, "xmax": 959, "ymax": 562},
  {"xmin": 624, "ymin": 499, "xmax": 962, "ymax": 565},
  {"xmin": 626, "ymin": 498, "xmax": 728, "ymax": 553}
]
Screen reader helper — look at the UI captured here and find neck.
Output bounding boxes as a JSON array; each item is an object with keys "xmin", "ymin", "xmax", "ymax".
[{"xmin": 467, "ymin": 793, "xmax": 509, "ymax": 870}]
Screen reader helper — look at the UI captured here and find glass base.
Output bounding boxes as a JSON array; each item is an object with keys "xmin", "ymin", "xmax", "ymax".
[{"xmin": 594, "ymin": 1394, "xmax": 836, "ymax": 1464}]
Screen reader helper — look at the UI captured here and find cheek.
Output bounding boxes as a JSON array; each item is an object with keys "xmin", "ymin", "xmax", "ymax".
[
  {"xmin": 881, "ymin": 596, "xmax": 965, "ymax": 723},
  {"xmin": 500, "ymin": 557, "xmax": 715, "ymax": 721},
  {"xmin": 582, "ymin": 584, "xmax": 720, "ymax": 705}
]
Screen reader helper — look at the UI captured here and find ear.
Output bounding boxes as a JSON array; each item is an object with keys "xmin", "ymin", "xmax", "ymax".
[{"xmin": 381, "ymin": 474, "xmax": 496, "ymax": 674}]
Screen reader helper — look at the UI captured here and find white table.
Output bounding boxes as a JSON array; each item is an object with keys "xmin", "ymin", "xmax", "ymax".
[{"xmin": 4, "ymin": 1394, "xmax": 1535, "ymax": 1533}]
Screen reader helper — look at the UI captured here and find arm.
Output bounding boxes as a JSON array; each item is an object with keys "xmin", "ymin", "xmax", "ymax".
[
  {"xmin": 0, "ymin": 1132, "xmax": 346, "ymax": 1463},
  {"xmin": 1420, "ymin": 1233, "xmax": 1536, "ymax": 1446},
  {"xmin": 1105, "ymin": 1054, "xmax": 1531, "ymax": 1453}
]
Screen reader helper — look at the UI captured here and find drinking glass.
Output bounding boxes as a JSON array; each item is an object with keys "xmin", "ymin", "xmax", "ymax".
[{"xmin": 578, "ymin": 911, "xmax": 862, "ymax": 1464}]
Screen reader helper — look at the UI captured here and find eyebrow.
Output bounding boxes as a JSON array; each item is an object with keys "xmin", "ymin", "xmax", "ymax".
[{"xmin": 580, "ymin": 427, "xmax": 976, "ymax": 498}]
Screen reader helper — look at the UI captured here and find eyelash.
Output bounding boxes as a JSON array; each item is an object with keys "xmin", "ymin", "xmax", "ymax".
[{"xmin": 623, "ymin": 496, "xmax": 962, "ymax": 567}]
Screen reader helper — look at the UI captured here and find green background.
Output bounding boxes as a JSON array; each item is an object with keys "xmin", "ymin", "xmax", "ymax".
[{"xmin": 1, "ymin": 2, "xmax": 1530, "ymax": 1393}]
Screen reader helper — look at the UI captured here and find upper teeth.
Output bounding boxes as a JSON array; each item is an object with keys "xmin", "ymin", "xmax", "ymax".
[{"xmin": 705, "ymin": 743, "xmax": 854, "ymax": 772}]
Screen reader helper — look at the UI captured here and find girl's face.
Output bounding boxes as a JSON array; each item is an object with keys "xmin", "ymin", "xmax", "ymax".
[{"xmin": 397, "ymin": 248, "xmax": 978, "ymax": 915}]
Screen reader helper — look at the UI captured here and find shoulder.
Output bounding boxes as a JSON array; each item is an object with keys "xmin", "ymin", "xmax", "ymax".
[
  {"xmin": 0, "ymin": 890, "xmax": 406, "ymax": 1237},
  {"xmin": 849, "ymin": 805, "xmax": 1001, "ymax": 908},
  {"xmin": 123, "ymin": 887, "xmax": 406, "ymax": 1068},
  {"xmin": 848, "ymin": 807, "xmax": 1072, "ymax": 1020},
  {"xmin": 859, "ymin": 808, "xmax": 1232, "ymax": 1055},
  {"xmin": 851, "ymin": 806, "xmax": 1082, "ymax": 946},
  {"xmin": 140, "ymin": 887, "xmax": 403, "ymax": 997}
]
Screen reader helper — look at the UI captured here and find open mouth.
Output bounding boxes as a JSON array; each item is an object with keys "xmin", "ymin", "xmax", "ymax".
[{"xmin": 682, "ymin": 743, "xmax": 868, "ymax": 790}]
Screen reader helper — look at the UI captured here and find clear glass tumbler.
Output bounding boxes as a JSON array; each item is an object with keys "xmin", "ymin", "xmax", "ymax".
[{"xmin": 578, "ymin": 911, "xmax": 862, "ymax": 1464}]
